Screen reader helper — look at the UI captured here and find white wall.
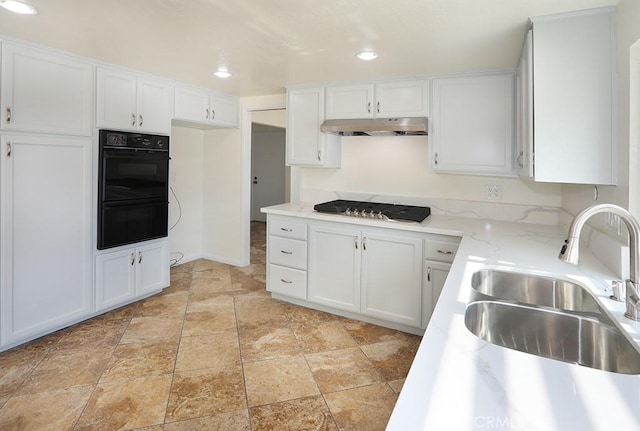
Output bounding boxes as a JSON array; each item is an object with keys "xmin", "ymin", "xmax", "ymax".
[
  {"xmin": 169, "ymin": 126, "xmax": 204, "ymax": 264},
  {"xmin": 301, "ymin": 136, "xmax": 562, "ymax": 207}
]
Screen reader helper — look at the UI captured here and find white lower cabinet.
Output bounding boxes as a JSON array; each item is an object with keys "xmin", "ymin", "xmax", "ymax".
[
  {"xmin": 266, "ymin": 216, "xmax": 308, "ymax": 300},
  {"xmin": 422, "ymin": 236, "xmax": 460, "ymax": 328},
  {"xmin": 95, "ymin": 240, "xmax": 169, "ymax": 312},
  {"xmin": 308, "ymin": 223, "xmax": 423, "ymax": 328},
  {"xmin": 0, "ymin": 134, "xmax": 92, "ymax": 348}
]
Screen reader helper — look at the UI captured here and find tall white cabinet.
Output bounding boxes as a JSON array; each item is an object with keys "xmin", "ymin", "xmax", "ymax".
[{"xmin": 0, "ymin": 135, "xmax": 93, "ymax": 346}]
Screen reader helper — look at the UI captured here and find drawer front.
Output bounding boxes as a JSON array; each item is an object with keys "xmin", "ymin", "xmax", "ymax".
[
  {"xmin": 269, "ymin": 217, "xmax": 307, "ymax": 240},
  {"xmin": 425, "ymin": 238, "xmax": 460, "ymax": 263},
  {"xmin": 269, "ymin": 236, "xmax": 307, "ymax": 270},
  {"xmin": 268, "ymin": 264, "xmax": 307, "ymax": 300}
]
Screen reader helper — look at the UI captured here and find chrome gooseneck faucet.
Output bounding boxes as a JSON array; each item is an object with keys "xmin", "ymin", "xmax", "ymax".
[{"xmin": 558, "ymin": 203, "xmax": 640, "ymax": 321}]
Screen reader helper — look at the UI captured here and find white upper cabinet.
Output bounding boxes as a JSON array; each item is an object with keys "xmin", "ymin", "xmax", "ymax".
[
  {"xmin": 520, "ymin": 8, "xmax": 616, "ymax": 185},
  {"xmin": 431, "ymin": 73, "xmax": 515, "ymax": 176},
  {"xmin": 97, "ymin": 67, "xmax": 171, "ymax": 134},
  {"xmin": 516, "ymin": 30, "xmax": 534, "ymax": 178},
  {"xmin": 325, "ymin": 80, "xmax": 429, "ymax": 119},
  {"xmin": 1, "ymin": 42, "xmax": 93, "ymax": 136},
  {"xmin": 174, "ymin": 85, "xmax": 239, "ymax": 128},
  {"xmin": 286, "ymin": 86, "xmax": 341, "ymax": 167}
]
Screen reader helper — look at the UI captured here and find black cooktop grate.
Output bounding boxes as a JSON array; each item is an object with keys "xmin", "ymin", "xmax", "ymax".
[{"xmin": 313, "ymin": 199, "xmax": 431, "ymax": 222}]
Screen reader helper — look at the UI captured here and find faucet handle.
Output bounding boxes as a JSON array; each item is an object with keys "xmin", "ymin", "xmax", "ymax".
[{"xmin": 607, "ymin": 280, "xmax": 625, "ymax": 302}]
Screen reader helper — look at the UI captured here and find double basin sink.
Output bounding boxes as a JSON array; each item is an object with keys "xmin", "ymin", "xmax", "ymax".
[{"xmin": 465, "ymin": 269, "xmax": 640, "ymax": 374}]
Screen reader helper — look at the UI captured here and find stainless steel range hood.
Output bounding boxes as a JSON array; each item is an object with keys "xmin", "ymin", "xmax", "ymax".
[{"xmin": 320, "ymin": 117, "xmax": 428, "ymax": 136}]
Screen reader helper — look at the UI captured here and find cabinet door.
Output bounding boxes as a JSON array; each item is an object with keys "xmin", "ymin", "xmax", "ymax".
[
  {"xmin": 431, "ymin": 73, "xmax": 515, "ymax": 176},
  {"xmin": 516, "ymin": 30, "xmax": 534, "ymax": 178},
  {"xmin": 96, "ymin": 249, "xmax": 137, "ymax": 311},
  {"xmin": 96, "ymin": 67, "xmax": 138, "ymax": 131},
  {"xmin": 325, "ymin": 84, "xmax": 374, "ymax": 119},
  {"xmin": 308, "ymin": 225, "xmax": 360, "ymax": 312},
  {"xmin": 375, "ymin": 80, "xmax": 429, "ymax": 118},
  {"xmin": 174, "ymin": 85, "xmax": 211, "ymax": 124},
  {"xmin": 1, "ymin": 135, "xmax": 92, "ymax": 346},
  {"xmin": 1, "ymin": 43, "xmax": 93, "ymax": 135},
  {"xmin": 422, "ymin": 260, "xmax": 451, "ymax": 328},
  {"xmin": 136, "ymin": 241, "xmax": 169, "ymax": 296},
  {"xmin": 209, "ymin": 94, "xmax": 239, "ymax": 127},
  {"xmin": 287, "ymin": 88, "xmax": 341, "ymax": 167},
  {"xmin": 137, "ymin": 78, "xmax": 171, "ymax": 134},
  {"xmin": 360, "ymin": 231, "xmax": 423, "ymax": 327}
]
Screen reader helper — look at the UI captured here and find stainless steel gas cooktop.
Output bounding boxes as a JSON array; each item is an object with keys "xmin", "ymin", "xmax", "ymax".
[{"xmin": 313, "ymin": 199, "xmax": 431, "ymax": 222}]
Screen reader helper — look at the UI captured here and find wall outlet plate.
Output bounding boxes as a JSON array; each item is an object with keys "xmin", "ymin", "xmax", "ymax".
[{"xmin": 485, "ymin": 185, "xmax": 502, "ymax": 200}]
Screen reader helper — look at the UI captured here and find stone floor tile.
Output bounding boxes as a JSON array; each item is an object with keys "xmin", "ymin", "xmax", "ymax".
[
  {"xmin": 287, "ymin": 306, "xmax": 339, "ymax": 325},
  {"xmin": 0, "ymin": 385, "xmax": 93, "ymax": 431},
  {"xmin": 238, "ymin": 325, "xmax": 301, "ymax": 362},
  {"xmin": 305, "ymin": 347, "xmax": 383, "ymax": 393},
  {"xmin": 182, "ymin": 309, "xmax": 237, "ymax": 336},
  {"xmin": 185, "ymin": 292, "xmax": 235, "ymax": 313},
  {"xmin": 76, "ymin": 374, "xmax": 172, "ymax": 430},
  {"xmin": 249, "ymin": 395, "xmax": 338, "ymax": 431},
  {"xmin": 360, "ymin": 338, "xmax": 421, "ymax": 381},
  {"xmin": 323, "ymin": 383, "xmax": 398, "ymax": 431},
  {"xmin": 134, "ymin": 291, "xmax": 189, "ymax": 318},
  {"xmin": 120, "ymin": 316, "xmax": 183, "ymax": 344},
  {"xmin": 164, "ymin": 409, "xmax": 251, "ymax": 431},
  {"xmin": 100, "ymin": 339, "xmax": 179, "ymax": 382},
  {"xmin": 340, "ymin": 319, "xmax": 414, "ymax": 345},
  {"xmin": 165, "ymin": 365, "xmax": 246, "ymax": 422},
  {"xmin": 175, "ymin": 332, "xmax": 240, "ymax": 372},
  {"xmin": 56, "ymin": 316, "xmax": 129, "ymax": 349},
  {"xmin": 243, "ymin": 355, "xmax": 319, "ymax": 407},
  {"xmin": 388, "ymin": 378, "xmax": 406, "ymax": 393},
  {"xmin": 292, "ymin": 321, "xmax": 358, "ymax": 353},
  {"xmin": 0, "ymin": 334, "xmax": 59, "ymax": 397}
]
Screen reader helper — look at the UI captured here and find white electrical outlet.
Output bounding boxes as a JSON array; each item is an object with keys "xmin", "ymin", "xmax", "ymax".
[{"xmin": 484, "ymin": 185, "xmax": 502, "ymax": 200}]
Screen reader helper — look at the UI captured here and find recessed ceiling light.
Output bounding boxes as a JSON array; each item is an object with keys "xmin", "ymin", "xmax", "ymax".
[
  {"xmin": 0, "ymin": 0, "xmax": 37, "ymax": 15},
  {"xmin": 213, "ymin": 67, "xmax": 232, "ymax": 79},
  {"xmin": 356, "ymin": 51, "xmax": 378, "ymax": 61}
]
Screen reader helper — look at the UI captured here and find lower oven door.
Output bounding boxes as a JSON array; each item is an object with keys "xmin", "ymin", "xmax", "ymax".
[{"xmin": 98, "ymin": 199, "xmax": 168, "ymax": 250}]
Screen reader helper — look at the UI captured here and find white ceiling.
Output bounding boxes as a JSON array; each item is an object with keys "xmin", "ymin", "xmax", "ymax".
[{"xmin": 0, "ymin": 0, "xmax": 619, "ymax": 97}]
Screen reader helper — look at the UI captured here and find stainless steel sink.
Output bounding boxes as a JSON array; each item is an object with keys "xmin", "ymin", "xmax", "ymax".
[
  {"xmin": 464, "ymin": 300, "xmax": 640, "ymax": 374},
  {"xmin": 471, "ymin": 269, "xmax": 600, "ymax": 313}
]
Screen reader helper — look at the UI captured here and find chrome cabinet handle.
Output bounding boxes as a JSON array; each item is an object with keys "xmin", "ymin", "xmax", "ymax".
[
  {"xmin": 354, "ymin": 237, "xmax": 358, "ymax": 249},
  {"xmin": 206, "ymin": 108, "xmax": 210, "ymax": 120},
  {"xmin": 317, "ymin": 150, "xmax": 321, "ymax": 161},
  {"xmin": 211, "ymin": 109, "xmax": 215, "ymax": 120},
  {"xmin": 434, "ymin": 152, "xmax": 439, "ymax": 166},
  {"xmin": 376, "ymin": 101, "xmax": 380, "ymax": 113},
  {"xmin": 131, "ymin": 113, "xmax": 136, "ymax": 126},
  {"xmin": 280, "ymin": 278, "xmax": 292, "ymax": 284},
  {"xmin": 437, "ymin": 249, "xmax": 453, "ymax": 255},
  {"xmin": 427, "ymin": 266, "xmax": 432, "ymax": 282},
  {"xmin": 280, "ymin": 227, "xmax": 292, "ymax": 232},
  {"xmin": 6, "ymin": 142, "xmax": 11, "ymax": 158},
  {"xmin": 363, "ymin": 237, "xmax": 367, "ymax": 251},
  {"xmin": 367, "ymin": 102, "xmax": 371, "ymax": 114},
  {"xmin": 280, "ymin": 250, "xmax": 293, "ymax": 255},
  {"xmin": 6, "ymin": 107, "xmax": 11, "ymax": 123},
  {"xmin": 139, "ymin": 114, "xmax": 143, "ymax": 127},
  {"xmin": 138, "ymin": 251, "xmax": 142, "ymax": 264},
  {"xmin": 130, "ymin": 252, "xmax": 135, "ymax": 266}
]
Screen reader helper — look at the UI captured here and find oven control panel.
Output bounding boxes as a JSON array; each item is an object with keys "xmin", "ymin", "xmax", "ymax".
[{"xmin": 100, "ymin": 130, "xmax": 169, "ymax": 151}]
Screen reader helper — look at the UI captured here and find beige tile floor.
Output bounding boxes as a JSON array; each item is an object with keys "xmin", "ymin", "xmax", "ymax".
[{"xmin": 0, "ymin": 222, "xmax": 422, "ymax": 431}]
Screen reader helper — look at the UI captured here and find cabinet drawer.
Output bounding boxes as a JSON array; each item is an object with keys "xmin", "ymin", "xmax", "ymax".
[
  {"xmin": 269, "ymin": 218, "xmax": 307, "ymax": 240},
  {"xmin": 269, "ymin": 236, "xmax": 307, "ymax": 270},
  {"xmin": 268, "ymin": 264, "xmax": 307, "ymax": 300},
  {"xmin": 425, "ymin": 238, "xmax": 460, "ymax": 263}
]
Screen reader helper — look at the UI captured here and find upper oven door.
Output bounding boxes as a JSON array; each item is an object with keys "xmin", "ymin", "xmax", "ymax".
[{"xmin": 100, "ymin": 148, "xmax": 169, "ymax": 203}]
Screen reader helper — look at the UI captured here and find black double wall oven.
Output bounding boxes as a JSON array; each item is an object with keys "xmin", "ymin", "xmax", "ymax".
[{"xmin": 98, "ymin": 130, "xmax": 170, "ymax": 250}]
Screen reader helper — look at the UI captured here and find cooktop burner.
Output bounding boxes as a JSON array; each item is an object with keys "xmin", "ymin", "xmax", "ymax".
[{"xmin": 313, "ymin": 199, "xmax": 431, "ymax": 222}]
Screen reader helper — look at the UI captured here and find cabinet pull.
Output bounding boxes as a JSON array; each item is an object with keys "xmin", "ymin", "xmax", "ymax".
[
  {"xmin": 376, "ymin": 101, "xmax": 380, "ymax": 113},
  {"xmin": 354, "ymin": 237, "xmax": 358, "ymax": 249},
  {"xmin": 367, "ymin": 101, "xmax": 371, "ymax": 114},
  {"xmin": 436, "ymin": 249, "xmax": 453, "ymax": 255},
  {"xmin": 280, "ymin": 227, "xmax": 292, "ymax": 232},
  {"xmin": 317, "ymin": 150, "xmax": 321, "ymax": 161},
  {"xmin": 131, "ymin": 113, "xmax": 136, "ymax": 126},
  {"xmin": 6, "ymin": 142, "xmax": 11, "ymax": 158},
  {"xmin": 211, "ymin": 109, "xmax": 215, "ymax": 120},
  {"xmin": 280, "ymin": 278, "xmax": 292, "ymax": 284},
  {"xmin": 139, "ymin": 114, "xmax": 143, "ymax": 127},
  {"xmin": 205, "ymin": 108, "xmax": 210, "ymax": 120},
  {"xmin": 363, "ymin": 237, "xmax": 367, "ymax": 251},
  {"xmin": 427, "ymin": 266, "xmax": 432, "ymax": 282},
  {"xmin": 516, "ymin": 151, "xmax": 524, "ymax": 169},
  {"xmin": 280, "ymin": 250, "xmax": 293, "ymax": 255},
  {"xmin": 130, "ymin": 252, "xmax": 135, "ymax": 266},
  {"xmin": 6, "ymin": 107, "xmax": 11, "ymax": 123},
  {"xmin": 434, "ymin": 152, "xmax": 439, "ymax": 166},
  {"xmin": 138, "ymin": 251, "xmax": 142, "ymax": 264}
]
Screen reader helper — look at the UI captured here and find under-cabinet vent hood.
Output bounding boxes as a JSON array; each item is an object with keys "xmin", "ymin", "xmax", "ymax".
[{"xmin": 320, "ymin": 117, "xmax": 428, "ymax": 136}]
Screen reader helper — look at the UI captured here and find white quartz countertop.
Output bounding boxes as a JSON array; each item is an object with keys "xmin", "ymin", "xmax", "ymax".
[{"xmin": 262, "ymin": 203, "xmax": 640, "ymax": 430}]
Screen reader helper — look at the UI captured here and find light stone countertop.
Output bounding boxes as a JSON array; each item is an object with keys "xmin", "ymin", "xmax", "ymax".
[{"xmin": 261, "ymin": 203, "xmax": 640, "ymax": 431}]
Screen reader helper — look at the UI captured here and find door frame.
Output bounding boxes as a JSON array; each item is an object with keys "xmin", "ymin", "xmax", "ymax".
[{"xmin": 240, "ymin": 100, "xmax": 286, "ymax": 266}]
